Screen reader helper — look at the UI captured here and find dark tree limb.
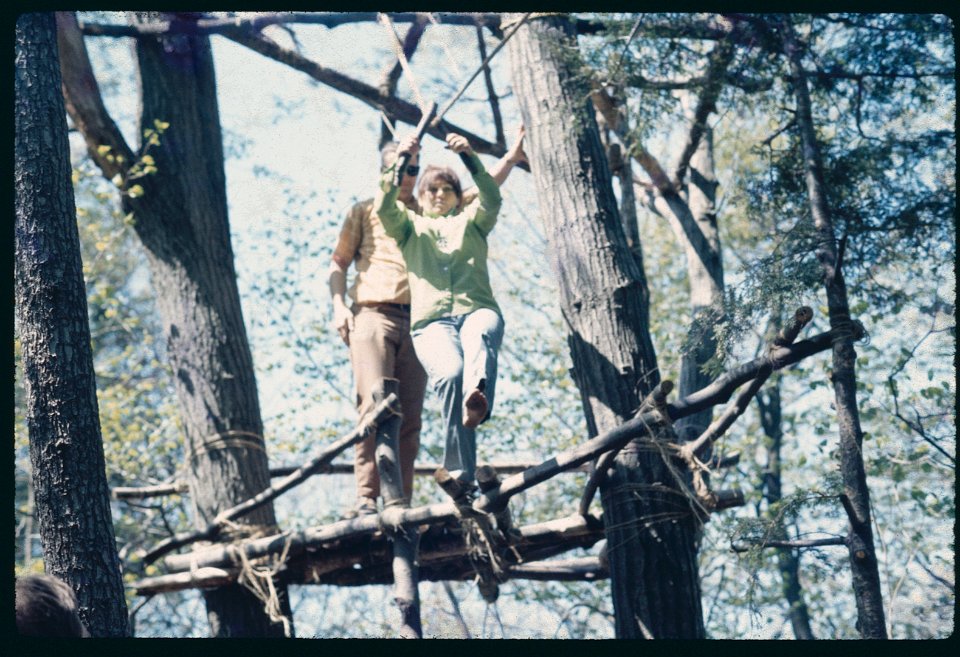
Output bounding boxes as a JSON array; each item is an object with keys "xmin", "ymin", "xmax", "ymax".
[
  {"xmin": 673, "ymin": 30, "xmax": 735, "ymax": 187},
  {"xmin": 680, "ymin": 306, "xmax": 814, "ymax": 462},
  {"xmin": 476, "ymin": 25, "xmax": 505, "ymax": 147},
  {"xmin": 55, "ymin": 12, "xmax": 135, "ymax": 181},
  {"xmin": 218, "ymin": 25, "xmax": 508, "ymax": 158},
  {"xmin": 377, "ymin": 16, "xmax": 427, "ymax": 146},
  {"xmin": 668, "ymin": 326, "xmax": 855, "ymax": 420},
  {"xmin": 731, "ymin": 536, "xmax": 846, "ymax": 553},
  {"xmin": 142, "ymin": 393, "xmax": 399, "ymax": 564},
  {"xmin": 113, "ymin": 460, "xmax": 586, "ymax": 500},
  {"xmin": 578, "ymin": 381, "xmax": 673, "ymax": 516},
  {"xmin": 78, "ymin": 12, "xmax": 507, "ymax": 37}
]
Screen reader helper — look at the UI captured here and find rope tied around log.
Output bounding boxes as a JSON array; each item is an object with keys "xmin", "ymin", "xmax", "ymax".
[
  {"xmin": 186, "ymin": 430, "xmax": 266, "ymax": 464},
  {"xmin": 216, "ymin": 517, "xmax": 275, "ymax": 543},
  {"xmin": 828, "ymin": 311, "xmax": 868, "ymax": 346},
  {"xmin": 227, "ymin": 531, "xmax": 295, "ymax": 637},
  {"xmin": 462, "ymin": 516, "xmax": 509, "ymax": 603}
]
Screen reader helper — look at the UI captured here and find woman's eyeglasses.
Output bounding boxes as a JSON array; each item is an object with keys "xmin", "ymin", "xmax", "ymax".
[{"xmin": 404, "ymin": 165, "xmax": 420, "ymax": 177}]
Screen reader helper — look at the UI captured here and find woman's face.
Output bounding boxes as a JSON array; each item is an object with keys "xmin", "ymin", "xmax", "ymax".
[{"xmin": 421, "ymin": 181, "xmax": 459, "ymax": 216}]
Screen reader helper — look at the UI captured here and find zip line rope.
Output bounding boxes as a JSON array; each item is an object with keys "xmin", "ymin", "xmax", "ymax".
[
  {"xmin": 432, "ymin": 13, "xmax": 532, "ymax": 127},
  {"xmin": 426, "ymin": 12, "xmax": 470, "ymax": 82},
  {"xmin": 377, "ymin": 12, "xmax": 533, "ymax": 132},
  {"xmin": 378, "ymin": 13, "xmax": 429, "ymax": 112}
]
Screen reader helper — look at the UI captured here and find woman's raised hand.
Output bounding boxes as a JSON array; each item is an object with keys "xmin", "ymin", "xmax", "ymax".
[{"xmin": 445, "ymin": 132, "xmax": 473, "ymax": 155}]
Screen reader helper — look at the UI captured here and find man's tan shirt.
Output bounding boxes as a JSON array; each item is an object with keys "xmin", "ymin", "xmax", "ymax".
[
  {"xmin": 333, "ymin": 190, "xmax": 478, "ymax": 306},
  {"xmin": 333, "ymin": 198, "xmax": 418, "ymax": 305}
]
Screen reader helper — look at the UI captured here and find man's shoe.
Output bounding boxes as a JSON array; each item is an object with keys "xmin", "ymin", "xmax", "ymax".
[
  {"xmin": 463, "ymin": 388, "xmax": 488, "ymax": 428},
  {"xmin": 341, "ymin": 497, "xmax": 378, "ymax": 520}
]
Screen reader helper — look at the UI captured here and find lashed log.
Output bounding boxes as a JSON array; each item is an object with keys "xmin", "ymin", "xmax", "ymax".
[
  {"xmin": 133, "ymin": 555, "xmax": 610, "ymax": 596},
  {"xmin": 136, "ymin": 513, "xmax": 603, "ymax": 594},
  {"xmin": 142, "ymin": 393, "xmax": 398, "ymax": 564},
  {"xmin": 113, "ymin": 460, "xmax": 588, "ymax": 501},
  {"xmin": 508, "ymin": 557, "xmax": 608, "ymax": 581},
  {"xmin": 163, "ymin": 502, "xmax": 458, "ymax": 573},
  {"xmin": 578, "ymin": 381, "xmax": 673, "ymax": 516},
  {"xmin": 474, "ymin": 326, "xmax": 842, "ymax": 515}
]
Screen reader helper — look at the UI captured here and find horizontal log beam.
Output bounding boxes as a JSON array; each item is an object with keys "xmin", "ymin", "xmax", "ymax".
[
  {"xmin": 134, "ymin": 513, "xmax": 603, "ymax": 594},
  {"xmin": 142, "ymin": 393, "xmax": 399, "ymax": 564},
  {"xmin": 113, "ymin": 461, "xmax": 585, "ymax": 500},
  {"xmin": 508, "ymin": 557, "xmax": 608, "ymax": 581}
]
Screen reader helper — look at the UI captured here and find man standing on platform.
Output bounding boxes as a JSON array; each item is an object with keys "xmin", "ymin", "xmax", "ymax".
[{"xmin": 329, "ymin": 128, "xmax": 526, "ymax": 518}]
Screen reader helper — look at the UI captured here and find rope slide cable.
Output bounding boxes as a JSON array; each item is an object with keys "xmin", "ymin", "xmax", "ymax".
[{"xmin": 377, "ymin": 12, "xmax": 532, "ymax": 131}]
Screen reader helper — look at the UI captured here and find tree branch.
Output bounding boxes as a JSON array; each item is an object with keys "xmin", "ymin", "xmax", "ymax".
[
  {"xmin": 142, "ymin": 393, "xmax": 399, "ymax": 564},
  {"xmin": 680, "ymin": 306, "xmax": 813, "ymax": 461},
  {"xmin": 669, "ymin": 325, "xmax": 856, "ymax": 420},
  {"xmin": 79, "ymin": 12, "xmax": 505, "ymax": 36},
  {"xmin": 673, "ymin": 34, "xmax": 735, "ymax": 186},
  {"xmin": 731, "ymin": 536, "xmax": 846, "ymax": 553},
  {"xmin": 476, "ymin": 25, "xmax": 505, "ymax": 147},
  {"xmin": 55, "ymin": 12, "xmax": 135, "ymax": 181},
  {"xmin": 218, "ymin": 25, "xmax": 508, "ymax": 158},
  {"xmin": 113, "ymin": 461, "xmax": 589, "ymax": 500}
]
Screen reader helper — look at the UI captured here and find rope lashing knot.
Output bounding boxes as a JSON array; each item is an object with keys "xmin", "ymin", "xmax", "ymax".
[
  {"xmin": 227, "ymin": 532, "xmax": 294, "ymax": 637},
  {"xmin": 186, "ymin": 430, "xmax": 265, "ymax": 464},
  {"xmin": 830, "ymin": 312, "xmax": 867, "ymax": 345}
]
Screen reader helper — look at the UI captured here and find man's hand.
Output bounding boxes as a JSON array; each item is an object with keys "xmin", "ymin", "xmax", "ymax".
[
  {"xmin": 397, "ymin": 134, "xmax": 421, "ymax": 158},
  {"xmin": 332, "ymin": 298, "xmax": 354, "ymax": 345},
  {"xmin": 445, "ymin": 132, "xmax": 473, "ymax": 156},
  {"xmin": 506, "ymin": 125, "xmax": 527, "ymax": 165}
]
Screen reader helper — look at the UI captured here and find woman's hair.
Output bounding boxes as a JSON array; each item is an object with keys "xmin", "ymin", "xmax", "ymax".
[
  {"xmin": 16, "ymin": 574, "xmax": 89, "ymax": 637},
  {"xmin": 417, "ymin": 165, "xmax": 463, "ymax": 204}
]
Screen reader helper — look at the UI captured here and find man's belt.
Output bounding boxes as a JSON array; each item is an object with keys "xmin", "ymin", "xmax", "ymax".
[{"xmin": 358, "ymin": 302, "xmax": 411, "ymax": 312}]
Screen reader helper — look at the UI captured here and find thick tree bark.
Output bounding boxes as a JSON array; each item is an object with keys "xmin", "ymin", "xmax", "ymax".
[
  {"xmin": 779, "ymin": 17, "xmax": 887, "ymax": 639},
  {"xmin": 507, "ymin": 14, "xmax": 704, "ymax": 638},
  {"xmin": 14, "ymin": 12, "xmax": 129, "ymax": 637},
  {"xmin": 56, "ymin": 11, "xmax": 292, "ymax": 636}
]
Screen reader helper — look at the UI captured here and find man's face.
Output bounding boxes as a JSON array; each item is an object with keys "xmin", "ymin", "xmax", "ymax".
[{"xmin": 387, "ymin": 151, "xmax": 419, "ymax": 199}]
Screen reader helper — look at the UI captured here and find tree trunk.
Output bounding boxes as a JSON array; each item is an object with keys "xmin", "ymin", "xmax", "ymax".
[
  {"xmin": 14, "ymin": 12, "xmax": 129, "ymax": 637},
  {"xmin": 507, "ymin": 14, "xmax": 705, "ymax": 638},
  {"xmin": 756, "ymin": 373, "xmax": 815, "ymax": 640},
  {"xmin": 779, "ymin": 17, "xmax": 887, "ymax": 639},
  {"xmin": 129, "ymin": 12, "xmax": 291, "ymax": 637},
  {"xmin": 671, "ymin": 118, "xmax": 724, "ymax": 442},
  {"xmin": 56, "ymin": 10, "xmax": 292, "ymax": 636}
]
